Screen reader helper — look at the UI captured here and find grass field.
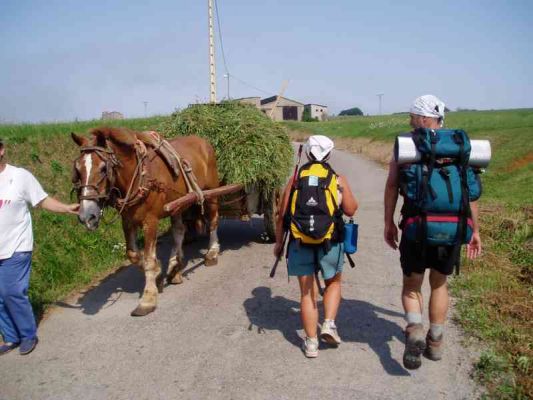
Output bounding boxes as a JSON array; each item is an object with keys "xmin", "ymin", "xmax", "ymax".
[{"xmin": 284, "ymin": 109, "xmax": 533, "ymax": 399}]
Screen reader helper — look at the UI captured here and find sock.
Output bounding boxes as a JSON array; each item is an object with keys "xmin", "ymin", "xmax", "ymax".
[
  {"xmin": 324, "ymin": 319, "xmax": 336, "ymax": 328},
  {"xmin": 430, "ymin": 323, "xmax": 444, "ymax": 340},
  {"xmin": 406, "ymin": 312, "xmax": 423, "ymax": 325}
]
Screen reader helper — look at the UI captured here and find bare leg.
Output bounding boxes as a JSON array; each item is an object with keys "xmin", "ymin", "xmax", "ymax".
[
  {"xmin": 323, "ymin": 273, "xmax": 342, "ymax": 321},
  {"xmin": 122, "ymin": 218, "xmax": 140, "ymax": 265},
  {"xmin": 428, "ymin": 269, "xmax": 449, "ymax": 324},
  {"xmin": 298, "ymin": 275, "xmax": 318, "ymax": 338},
  {"xmin": 131, "ymin": 217, "xmax": 161, "ymax": 317},
  {"xmin": 402, "ymin": 272, "xmax": 424, "ymax": 316},
  {"xmin": 167, "ymin": 214, "xmax": 187, "ymax": 285},
  {"xmin": 204, "ymin": 198, "xmax": 220, "ymax": 266}
]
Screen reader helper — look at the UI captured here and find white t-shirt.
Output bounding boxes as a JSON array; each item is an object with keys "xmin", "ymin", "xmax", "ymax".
[{"xmin": 0, "ymin": 164, "xmax": 48, "ymax": 259}]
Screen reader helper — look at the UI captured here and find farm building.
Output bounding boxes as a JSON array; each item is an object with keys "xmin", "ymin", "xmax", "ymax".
[
  {"xmin": 305, "ymin": 104, "xmax": 328, "ymax": 121},
  {"xmin": 235, "ymin": 97, "xmax": 261, "ymax": 108},
  {"xmin": 235, "ymin": 96, "xmax": 327, "ymax": 122},
  {"xmin": 259, "ymin": 96, "xmax": 304, "ymax": 121},
  {"xmin": 101, "ymin": 111, "xmax": 124, "ymax": 120}
]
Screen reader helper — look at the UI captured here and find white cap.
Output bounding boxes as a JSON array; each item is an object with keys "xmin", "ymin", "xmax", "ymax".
[
  {"xmin": 410, "ymin": 94, "xmax": 446, "ymax": 126},
  {"xmin": 305, "ymin": 135, "xmax": 334, "ymax": 161}
]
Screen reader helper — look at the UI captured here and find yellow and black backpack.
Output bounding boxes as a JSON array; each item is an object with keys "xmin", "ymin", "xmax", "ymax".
[{"xmin": 286, "ymin": 161, "xmax": 344, "ymax": 247}]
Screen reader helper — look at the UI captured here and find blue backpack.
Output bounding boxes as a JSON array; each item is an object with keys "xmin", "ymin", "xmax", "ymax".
[{"xmin": 399, "ymin": 128, "xmax": 482, "ymax": 251}]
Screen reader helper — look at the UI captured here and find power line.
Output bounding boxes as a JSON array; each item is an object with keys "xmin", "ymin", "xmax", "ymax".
[
  {"xmin": 213, "ymin": 0, "xmax": 271, "ymax": 97},
  {"xmin": 214, "ymin": 0, "xmax": 229, "ymax": 75},
  {"xmin": 230, "ymin": 75, "xmax": 272, "ymax": 96}
]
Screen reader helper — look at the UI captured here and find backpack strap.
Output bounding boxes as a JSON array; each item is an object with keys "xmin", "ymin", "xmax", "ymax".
[
  {"xmin": 417, "ymin": 129, "xmax": 438, "ymax": 256},
  {"xmin": 451, "ymin": 131, "xmax": 472, "ymax": 274}
]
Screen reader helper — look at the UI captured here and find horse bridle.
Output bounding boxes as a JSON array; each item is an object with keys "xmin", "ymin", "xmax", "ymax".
[{"xmin": 72, "ymin": 145, "xmax": 122, "ymax": 205}]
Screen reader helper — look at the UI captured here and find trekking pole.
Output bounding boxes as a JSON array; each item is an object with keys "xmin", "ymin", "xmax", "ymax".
[
  {"xmin": 270, "ymin": 230, "xmax": 288, "ymax": 278},
  {"xmin": 269, "ymin": 144, "xmax": 303, "ymax": 279}
]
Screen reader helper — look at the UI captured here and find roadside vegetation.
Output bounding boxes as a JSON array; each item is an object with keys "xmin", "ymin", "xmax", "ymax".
[{"xmin": 283, "ymin": 109, "xmax": 533, "ymax": 399}]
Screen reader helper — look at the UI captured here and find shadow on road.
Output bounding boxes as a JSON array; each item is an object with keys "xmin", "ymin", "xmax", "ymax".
[
  {"xmin": 54, "ymin": 218, "xmax": 267, "ymax": 316},
  {"xmin": 243, "ymin": 286, "xmax": 409, "ymax": 376}
]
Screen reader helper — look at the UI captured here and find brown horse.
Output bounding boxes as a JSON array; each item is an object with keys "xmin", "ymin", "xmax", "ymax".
[{"xmin": 71, "ymin": 127, "xmax": 220, "ymax": 316}]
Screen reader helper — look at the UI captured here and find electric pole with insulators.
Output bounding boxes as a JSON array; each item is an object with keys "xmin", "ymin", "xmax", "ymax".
[{"xmin": 208, "ymin": 0, "xmax": 217, "ymax": 103}]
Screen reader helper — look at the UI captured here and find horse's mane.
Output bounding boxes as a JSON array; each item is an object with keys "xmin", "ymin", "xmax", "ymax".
[{"xmin": 89, "ymin": 127, "xmax": 138, "ymax": 147}]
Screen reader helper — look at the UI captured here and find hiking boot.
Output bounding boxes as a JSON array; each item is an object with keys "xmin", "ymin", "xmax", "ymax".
[
  {"xmin": 302, "ymin": 337, "xmax": 319, "ymax": 358},
  {"xmin": 403, "ymin": 323, "xmax": 426, "ymax": 370},
  {"xmin": 19, "ymin": 337, "xmax": 38, "ymax": 355},
  {"xmin": 320, "ymin": 320, "xmax": 341, "ymax": 346},
  {"xmin": 0, "ymin": 342, "xmax": 19, "ymax": 356},
  {"xmin": 424, "ymin": 331, "xmax": 444, "ymax": 361}
]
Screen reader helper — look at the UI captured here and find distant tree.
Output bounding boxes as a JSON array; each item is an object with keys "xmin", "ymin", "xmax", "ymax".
[{"xmin": 339, "ymin": 107, "xmax": 363, "ymax": 116}]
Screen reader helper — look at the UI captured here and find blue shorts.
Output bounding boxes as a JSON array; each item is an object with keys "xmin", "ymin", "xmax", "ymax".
[{"xmin": 287, "ymin": 241, "xmax": 344, "ymax": 280}]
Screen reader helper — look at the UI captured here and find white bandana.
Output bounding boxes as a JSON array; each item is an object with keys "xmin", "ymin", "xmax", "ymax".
[
  {"xmin": 410, "ymin": 95, "xmax": 446, "ymax": 125},
  {"xmin": 305, "ymin": 135, "xmax": 334, "ymax": 161}
]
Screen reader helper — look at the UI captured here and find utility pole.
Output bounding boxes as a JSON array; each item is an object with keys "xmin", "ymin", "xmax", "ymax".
[
  {"xmin": 376, "ymin": 93, "xmax": 384, "ymax": 115},
  {"xmin": 208, "ymin": 0, "xmax": 217, "ymax": 103},
  {"xmin": 223, "ymin": 73, "xmax": 230, "ymax": 99},
  {"xmin": 143, "ymin": 101, "xmax": 148, "ymax": 117}
]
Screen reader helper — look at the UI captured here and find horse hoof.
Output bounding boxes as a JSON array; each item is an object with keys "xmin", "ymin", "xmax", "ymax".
[
  {"xmin": 168, "ymin": 274, "xmax": 183, "ymax": 285},
  {"xmin": 130, "ymin": 305, "xmax": 156, "ymax": 317},
  {"xmin": 127, "ymin": 250, "xmax": 141, "ymax": 265},
  {"xmin": 204, "ymin": 257, "xmax": 218, "ymax": 267}
]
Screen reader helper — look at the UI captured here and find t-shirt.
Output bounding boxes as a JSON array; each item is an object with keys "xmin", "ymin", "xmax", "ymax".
[{"xmin": 0, "ymin": 164, "xmax": 48, "ymax": 259}]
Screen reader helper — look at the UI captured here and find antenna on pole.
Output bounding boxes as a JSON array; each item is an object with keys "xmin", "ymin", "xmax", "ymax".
[
  {"xmin": 269, "ymin": 80, "xmax": 289, "ymax": 119},
  {"xmin": 143, "ymin": 101, "xmax": 148, "ymax": 117},
  {"xmin": 208, "ymin": 0, "xmax": 217, "ymax": 103},
  {"xmin": 376, "ymin": 93, "xmax": 384, "ymax": 115}
]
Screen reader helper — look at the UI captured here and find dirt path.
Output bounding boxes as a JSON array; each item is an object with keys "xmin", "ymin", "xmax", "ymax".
[{"xmin": 0, "ymin": 149, "xmax": 478, "ymax": 400}]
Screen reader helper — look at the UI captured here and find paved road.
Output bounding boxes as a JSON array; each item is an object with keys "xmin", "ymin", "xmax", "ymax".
[{"xmin": 0, "ymin": 149, "xmax": 478, "ymax": 400}]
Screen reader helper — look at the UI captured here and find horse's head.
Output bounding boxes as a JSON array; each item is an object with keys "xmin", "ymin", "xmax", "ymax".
[{"xmin": 71, "ymin": 129, "xmax": 122, "ymax": 230}]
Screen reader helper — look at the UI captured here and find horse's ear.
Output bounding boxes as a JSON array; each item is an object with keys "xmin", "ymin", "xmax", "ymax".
[
  {"xmin": 71, "ymin": 132, "xmax": 88, "ymax": 147},
  {"xmin": 94, "ymin": 130, "xmax": 107, "ymax": 148}
]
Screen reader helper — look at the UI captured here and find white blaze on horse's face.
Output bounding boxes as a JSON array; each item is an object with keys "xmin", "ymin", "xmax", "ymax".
[{"xmin": 78, "ymin": 153, "xmax": 105, "ymax": 231}]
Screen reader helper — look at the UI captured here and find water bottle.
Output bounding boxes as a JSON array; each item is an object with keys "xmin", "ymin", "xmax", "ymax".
[{"xmin": 344, "ymin": 218, "xmax": 358, "ymax": 254}]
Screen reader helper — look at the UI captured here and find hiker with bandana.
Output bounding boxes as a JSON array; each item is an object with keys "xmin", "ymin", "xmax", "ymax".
[{"xmin": 384, "ymin": 95, "xmax": 482, "ymax": 369}]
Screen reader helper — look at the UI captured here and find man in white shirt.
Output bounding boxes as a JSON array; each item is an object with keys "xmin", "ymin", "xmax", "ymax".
[{"xmin": 0, "ymin": 138, "xmax": 79, "ymax": 356}]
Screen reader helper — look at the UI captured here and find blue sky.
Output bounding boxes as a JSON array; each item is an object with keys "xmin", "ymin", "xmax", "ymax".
[{"xmin": 0, "ymin": 0, "xmax": 532, "ymax": 122}]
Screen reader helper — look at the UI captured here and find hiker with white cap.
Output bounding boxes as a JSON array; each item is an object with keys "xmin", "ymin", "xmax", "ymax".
[
  {"xmin": 274, "ymin": 135, "xmax": 358, "ymax": 358},
  {"xmin": 384, "ymin": 95, "xmax": 482, "ymax": 369}
]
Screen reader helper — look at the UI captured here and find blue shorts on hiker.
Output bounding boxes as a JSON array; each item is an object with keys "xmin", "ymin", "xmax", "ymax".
[{"xmin": 287, "ymin": 241, "xmax": 344, "ymax": 280}]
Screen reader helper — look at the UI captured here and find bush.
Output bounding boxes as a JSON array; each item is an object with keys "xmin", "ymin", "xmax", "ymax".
[{"xmin": 339, "ymin": 107, "xmax": 363, "ymax": 116}]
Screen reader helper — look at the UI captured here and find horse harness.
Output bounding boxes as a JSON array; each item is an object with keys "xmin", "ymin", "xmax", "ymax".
[{"xmin": 72, "ymin": 137, "xmax": 205, "ymax": 215}]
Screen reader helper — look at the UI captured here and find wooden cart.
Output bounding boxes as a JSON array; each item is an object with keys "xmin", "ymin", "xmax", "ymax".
[{"xmin": 164, "ymin": 183, "xmax": 281, "ymax": 241}]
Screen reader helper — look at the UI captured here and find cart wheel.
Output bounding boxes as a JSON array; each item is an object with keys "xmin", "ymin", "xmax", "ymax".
[{"xmin": 263, "ymin": 189, "xmax": 281, "ymax": 242}]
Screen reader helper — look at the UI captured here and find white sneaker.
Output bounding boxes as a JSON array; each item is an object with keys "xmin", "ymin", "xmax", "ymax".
[
  {"xmin": 320, "ymin": 320, "xmax": 341, "ymax": 346},
  {"xmin": 302, "ymin": 337, "xmax": 319, "ymax": 358}
]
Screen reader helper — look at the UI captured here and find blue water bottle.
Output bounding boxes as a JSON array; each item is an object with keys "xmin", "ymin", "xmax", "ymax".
[{"xmin": 344, "ymin": 218, "xmax": 358, "ymax": 254}]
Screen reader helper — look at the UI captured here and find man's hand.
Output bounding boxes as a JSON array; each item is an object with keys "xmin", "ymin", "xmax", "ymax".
[
  {"xmin": 39, "ymin": 197, "xmax": 79, "ymax": 215},
  {"xmin": 66, "ymin": 203, "xmax": 80, "ymax": 215},
  {"xmin": 384, "ymin": 222, "xmax": 399, "ymax": 250},
  {"xmin": 467, "ymin": 231, "xmax": 482, "ymax": 260}
]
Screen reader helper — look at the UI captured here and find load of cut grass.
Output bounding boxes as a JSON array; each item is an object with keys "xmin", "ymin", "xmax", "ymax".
[{"xmin": 159, "ymin": 101, "xmax": 293, "ymax": 192}]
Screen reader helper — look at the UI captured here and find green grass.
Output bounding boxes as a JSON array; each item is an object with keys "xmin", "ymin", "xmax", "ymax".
[{"xmin": 284, "ymin": 108, "xmax": 533, "ymax": 399}]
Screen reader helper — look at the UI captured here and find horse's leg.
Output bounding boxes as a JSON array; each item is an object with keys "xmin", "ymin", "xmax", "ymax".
[
  {"xmin": 122, "ymin": 218, "xmax": 140, "ymax": 265},
  {"xmin": 204, "ymin": 197, "xmax": 220, "ymax": 266},
  {"xmin": 167, "ymin": 214, "xmax": 187, "ymax": 285},
  {"xmin": 131, "ymin": 217, "xmax": 161, "ymax": 317}
]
